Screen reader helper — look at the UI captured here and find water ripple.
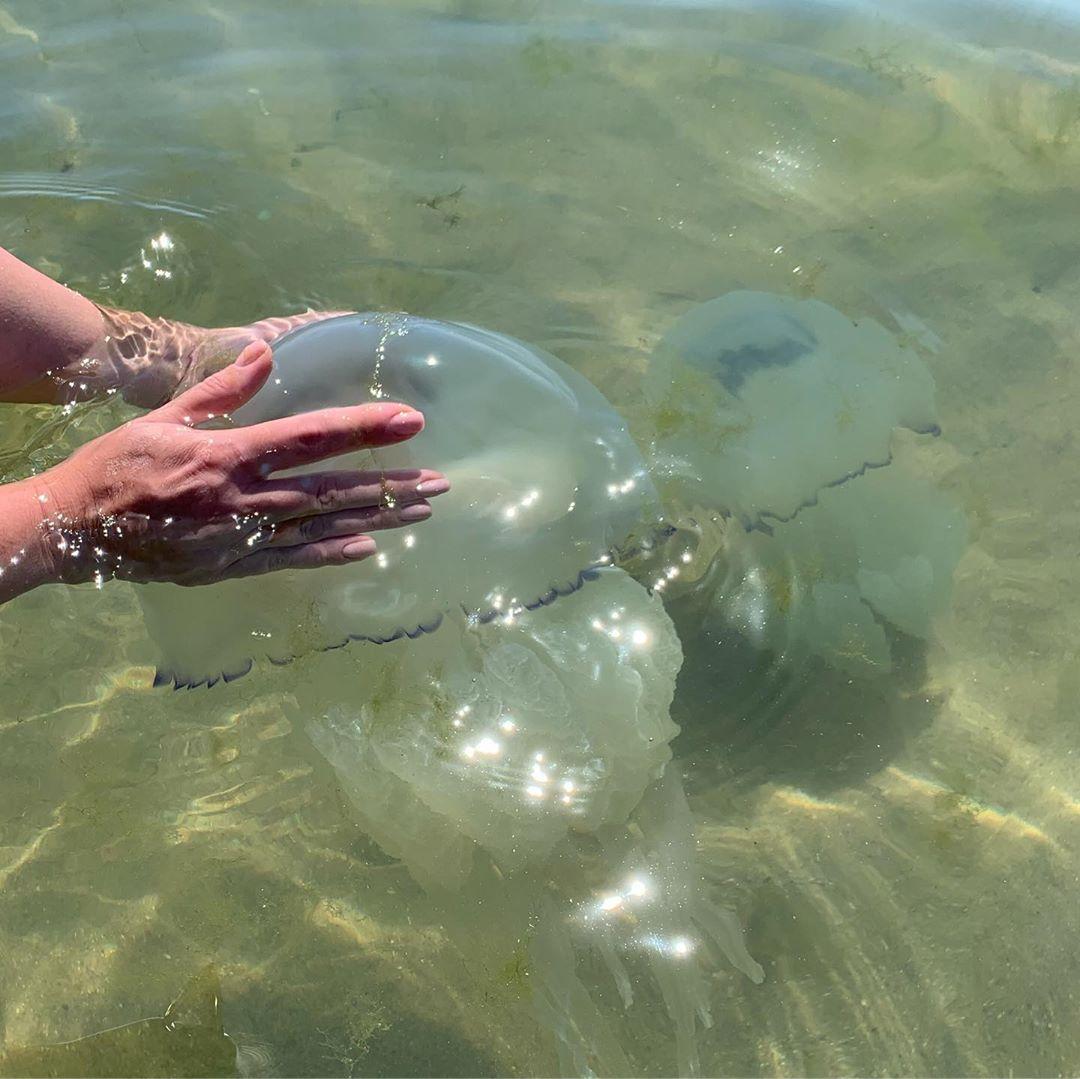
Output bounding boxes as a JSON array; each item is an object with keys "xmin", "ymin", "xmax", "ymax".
[{"xmin": 0, "ymin": 172, "xmax": 220, "ymax": 220}]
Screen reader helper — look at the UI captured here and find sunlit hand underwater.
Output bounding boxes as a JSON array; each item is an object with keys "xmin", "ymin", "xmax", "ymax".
[
  {"xmin": 36, "ymin": 340, "xmax": 447, "ymax": 587},
  {"xmin": 0, "ymin": 246, "xmax": 448, "ymax": 604},
  {"xmin": 0, "ymin": 247, "xmax": 356, "ymax": 410},
  {"xmin": 86, "ymin": 305, "xmax": 356, "ymax": 406}
]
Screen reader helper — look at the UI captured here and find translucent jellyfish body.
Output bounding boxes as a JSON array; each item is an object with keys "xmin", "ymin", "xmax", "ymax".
[
  {"xmin": 302, "ymin": 570, "xmax": 761, "ymax": 1075},
  {"xmin": 130, "ymin": 310, "xmax": 765, "ymax": 1073},
  {"xmin": 305, "ymin": 568, "xmax": 682, "ymax": 887},
  {"xmin": 638, "ymin": 291, "xmax": 966, "ymax": 674},
  {"xmin": 139, "ymin": 313, "xmax": 656, "ymax": 687},
  {"xmin": 642, "ymin": 290, "xmax": 940, "ymax": 528}
]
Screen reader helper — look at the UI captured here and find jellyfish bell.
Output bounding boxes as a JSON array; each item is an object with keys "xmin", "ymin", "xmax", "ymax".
[
  {"xmin": 639, "ymin": 290, "xmax": 940, "ymax": 529},
  {"xmin": 635, "ymin": 290, "xmax": 966, "ymax": 675},
  {"xmin": 138, "ymin": 312, "xmax": 660, "ymax": 688}
]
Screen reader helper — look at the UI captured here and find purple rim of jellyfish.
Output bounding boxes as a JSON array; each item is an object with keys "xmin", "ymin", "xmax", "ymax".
[
  {"xmin": 151, "ymin": 417, "xmax": 941, "ymax": 693},
  {"xmin": 152, "ymin": 524, "xmax": 691, "ymax": 690},
  {"xmin": 155, "ymin": 568, "xmax": 600, "ymax": 690}
]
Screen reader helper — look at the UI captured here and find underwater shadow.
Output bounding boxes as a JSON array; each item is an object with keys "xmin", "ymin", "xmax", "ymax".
[{"xmin": 668, "ymin": 603, "xmax": 940, "ymax": 799}]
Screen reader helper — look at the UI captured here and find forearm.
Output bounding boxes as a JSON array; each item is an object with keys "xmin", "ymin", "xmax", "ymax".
[
  {"xmin": 0, "ymin": 246, "xmax": 200, "ymax": 408},
  {"xmin": 0, "ymin": 247, "xmax": 105, "ymax": 401},
  {"xmin": 0, "ymin": 476, "xmax": 70, "ymax": 605}
]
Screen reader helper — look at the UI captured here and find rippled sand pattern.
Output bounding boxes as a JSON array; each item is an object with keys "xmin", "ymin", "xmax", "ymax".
[{"xmin": 3, "ymin": 0, "xmax": 1080, "ymax": 1074}]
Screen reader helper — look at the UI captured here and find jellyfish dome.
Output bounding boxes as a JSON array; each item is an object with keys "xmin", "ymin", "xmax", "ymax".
[
  {"xmin": 636, "ymin": 290, "xmax": 966, "ymax": 675},
  {"xmin": 641, "ymin": 290, "xmax": 940, "ymax": 529},
  {"xmin": 139, "ymin": 313, "xmax": 658, "ymax": 687}
]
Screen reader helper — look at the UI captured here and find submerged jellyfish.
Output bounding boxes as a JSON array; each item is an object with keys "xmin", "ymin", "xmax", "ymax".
[
  {"xmin": 635, "ymin": 290, "xmax": 967, "ymax": 674},
  {"xmin": 304, "ymin": 567, "xmax": 682, "ymax": 886},
  {"xmin": 134, "ymin": 309, "xmax": 766, "ymax": 1075},
  {"xmin": 140, "ymin": 313, "xmax": 658, "ymax": 688},
  {"xmin": 641, "ymin": 290, "xmax": 940, "ymax": 527}
]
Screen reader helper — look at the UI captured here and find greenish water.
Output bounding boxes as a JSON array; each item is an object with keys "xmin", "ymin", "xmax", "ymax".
[{"xmin": 3, "ymin": 0, "xmax": 1080, "ymax": 1075}]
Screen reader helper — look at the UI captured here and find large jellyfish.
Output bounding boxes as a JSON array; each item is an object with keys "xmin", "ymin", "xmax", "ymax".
[
  {"xmin": 140, "ymin": 313, "xmax": 659, "ymax": 689},
  {"xmin": 631, "ymin": 291, "xmax": 967, "ymax": 675},
  {"xmin": 134, "ymin": 310, "xmax": 766, "ymax": 1076}
]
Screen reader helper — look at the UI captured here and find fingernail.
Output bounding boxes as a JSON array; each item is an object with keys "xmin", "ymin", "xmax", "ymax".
[
  {"xmin": 399, "ymin": 502, "xmax": 432, "ymax": 522},
  {"xmin": 415, "ymin": 477, "xmax": 450, "ymax": 497},
  {"xmin": 236, "ymin": 341, "xmax": 270, "ymax": 367},
  {"xmin": 342, "ymin": 537, "xmax": 376, "ymax": 559},
  {"xmin": 388, "ymin": 409, "xmax": 424, "ymax": 436}
]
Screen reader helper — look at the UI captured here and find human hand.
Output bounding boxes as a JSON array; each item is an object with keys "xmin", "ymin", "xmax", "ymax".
[
  {"xmin": 172, "ymin": 309, "xmax": 355, "ymax": 398},
  {"xmin": 0, "ymin": 244, "xmax": 350, "ymax": 407},
  {"xmin": 84, "ymin": 307, "xmax": 352, "ymax": 408},
  {"xmin": 30, "ymin": 341, "xmax": 448, "ymax": 587}
]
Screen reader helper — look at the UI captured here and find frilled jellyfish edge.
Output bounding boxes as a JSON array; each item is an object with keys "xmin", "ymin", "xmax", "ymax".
[{"xmin": 152, "ymin": 565, "xmax": 616, "ymax": 690}]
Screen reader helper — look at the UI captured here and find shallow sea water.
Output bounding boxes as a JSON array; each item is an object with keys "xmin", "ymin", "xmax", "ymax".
[{"xmin": 3, "ymin": 0, "xmax": 1080, "ymax": 1074}]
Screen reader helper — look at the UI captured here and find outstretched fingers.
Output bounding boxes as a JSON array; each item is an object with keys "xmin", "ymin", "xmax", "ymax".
[
  {"xmin": 264, "ymin": 500, "xmax": 432, "ymax": 547},
  {"xmin": 220, "ymin": 534, "xmax": 378, "ymax": 581},
  {"xmin": 233, "ymin": 401, "xmax": 425, "ymax": 475},
  {"xmin": 248, "ymin": 468, "xmax": 450, "ymax": 520},
  {"xmin": 137, "ymin": 337, "xmax": 446, "ymax": 586}
]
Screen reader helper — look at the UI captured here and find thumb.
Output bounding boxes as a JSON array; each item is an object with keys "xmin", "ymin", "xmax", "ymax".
[{"xmin": 153, "ymin": 341, "xmax": 272, "ymax": 426}]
